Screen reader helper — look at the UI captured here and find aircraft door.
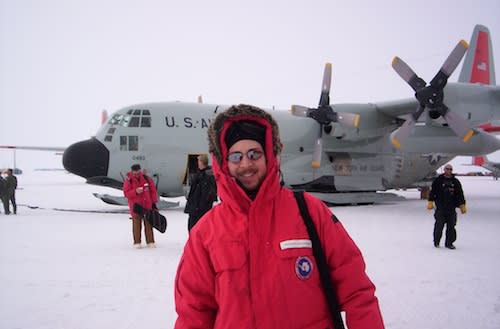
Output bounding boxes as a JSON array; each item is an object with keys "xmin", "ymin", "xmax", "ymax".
[{"xmin": 182, "ymin": 154, "xmax": 206, "ymax": 196}]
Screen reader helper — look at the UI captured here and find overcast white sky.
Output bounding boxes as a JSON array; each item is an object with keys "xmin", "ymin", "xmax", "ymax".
[{"xmin": 1, "ymin": 0, "xmax": 499, "ymax": 170}]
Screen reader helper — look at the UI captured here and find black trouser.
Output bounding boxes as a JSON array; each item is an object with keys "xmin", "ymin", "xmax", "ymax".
[
  {"xmin": 1, "ymin": 196, "xmax": 10, "ymax": 214},
  {"xmin": 187, "ymin": 213, "xmax": 203, "ymax": 232},
  {"xmin": 187, "ymin": 208, "xmax": 212, "ymax": 232},
  {"xmin": 433, "ymin": 209, "xmax": 457, "ymax": 246},
  {"xmin": 9, "ymin": 193, "xmax": 16, "ymax": 214}
]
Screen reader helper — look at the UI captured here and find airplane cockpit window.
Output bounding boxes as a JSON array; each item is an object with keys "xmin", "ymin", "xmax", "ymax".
[
  {"xmin": 141, "ymin": 116, "xmax": 151, "ymax": 127},
  {"xmin": 122, "ymin": 115, "xmax": 131, "ymax": 126},
  {"xmin": 111, "ymin": 110, "xmax": 151, "ymax": 128},
  {"xmin": 129, "ymin": 116, "xmax": 140, "ymax": 127},
  {"xmin": 110, "ymin": 114, "xmax": 123, "ymax": 125}
]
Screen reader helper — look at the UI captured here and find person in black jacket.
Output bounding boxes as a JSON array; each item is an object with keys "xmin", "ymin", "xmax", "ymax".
[
  {"xmin": 427, "ymin": 164, "xmax": 466, "ymax": 249},
  {"xmin": 184, "ymin": 154, "xmax": 217, "ymax": 231},
  {"xmin": 5, "ymin": 169, "xmax": 18, "ymax": 214}
]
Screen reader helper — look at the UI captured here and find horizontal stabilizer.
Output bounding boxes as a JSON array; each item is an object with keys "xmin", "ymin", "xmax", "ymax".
[{"xmin": 92, "ymin": 193, "xmax": 179, "ymax": 209}]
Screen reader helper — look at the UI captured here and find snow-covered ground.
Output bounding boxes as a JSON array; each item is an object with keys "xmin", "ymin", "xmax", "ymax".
[{"xmin": 1, "ymin": 171, "xmax": 499, "ymax": 329}]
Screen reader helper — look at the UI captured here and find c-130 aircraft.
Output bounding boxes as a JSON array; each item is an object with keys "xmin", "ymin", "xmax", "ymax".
[{"xmin": 6, "ymin": 25, "xmax": 500, "ymax": 205}]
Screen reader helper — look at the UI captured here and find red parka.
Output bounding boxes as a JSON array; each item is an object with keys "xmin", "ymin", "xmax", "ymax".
[
  {"xmin": 123, "ymin": 172, "xmax": 158, "ymax": 216},
  {"xmin": 174, "ymin": 113, "xmax": 384, "ymax": 329}
]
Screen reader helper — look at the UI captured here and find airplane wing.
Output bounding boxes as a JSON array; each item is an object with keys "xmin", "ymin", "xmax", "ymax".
[
  {"xmin": 375, "ymin": 98, "xmax": 419, "ymax": 118},
  {"xmin": 0, "ymin": 145, "xmax": 66, "ymax": 152}
]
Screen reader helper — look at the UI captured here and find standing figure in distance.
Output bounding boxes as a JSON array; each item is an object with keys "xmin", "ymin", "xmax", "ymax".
[
  {"xmin": 184, "ymin": 154, "xmax": 217, "ymax": 232},
  {"xmin": 123, "ymin": 164, "xmax": 159, "ymax": 249},
  {"xmin": 174, "ymin": 104, "xmax": 384, "ymax": 329},
  {"xmin": 0, "ymin": 173, "xmax": 7, "ymax": 214},
  {"xmin": 428, "ymin": 164, "xmax": 467, "ymax": 249},
  {"xmin": 5, "ymin": 169, "xmax": 18, "ymax": 215}
]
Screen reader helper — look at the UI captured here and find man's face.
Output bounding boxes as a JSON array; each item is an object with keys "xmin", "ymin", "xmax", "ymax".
[
  {"xmin": 132, "ymin": 169, "xmax": 142, "ymax": 178},
  {"xmin": 444, "ymin": 166, "xmax": 453, "ymax": 176},
  {"xmin": 227, "ymin": 139, "xmax": 267, "ymax": 193}
]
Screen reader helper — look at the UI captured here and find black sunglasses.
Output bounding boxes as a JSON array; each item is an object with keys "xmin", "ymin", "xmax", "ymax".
[{"xmin": 227, "ymin": 149, "xmax": 264, "ymax": 164}]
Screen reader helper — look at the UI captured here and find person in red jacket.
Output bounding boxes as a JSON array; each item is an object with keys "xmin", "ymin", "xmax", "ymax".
[
  {"xmin": 174, "ymin": 104, "xmax": 385, "ymax": 329},
  {"xmin": 123, "ymin": 164, "xmax": 158, "ymax": 249}
]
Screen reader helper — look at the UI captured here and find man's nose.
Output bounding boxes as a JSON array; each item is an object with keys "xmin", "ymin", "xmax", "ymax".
[{"xmin": 238, "ymin": 154, "xmax": 253, "ymax": 167}]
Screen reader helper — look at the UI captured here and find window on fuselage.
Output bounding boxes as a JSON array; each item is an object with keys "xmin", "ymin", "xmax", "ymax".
[
  {"xmin": 129, "ymin": 136, "xmax": 138, "ymax": 151},
  {"xmin": 120, "ymin": 136, "xmax": 127, "ymax": 151},
  {"xmin": 120, "ymin": 135, "xmax": 139, "ymax": 151}
]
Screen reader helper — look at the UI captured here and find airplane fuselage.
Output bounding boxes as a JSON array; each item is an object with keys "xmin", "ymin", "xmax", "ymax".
[{"xmin": 62, "ymin": 84, "xmax": 500, "ymax": 199}]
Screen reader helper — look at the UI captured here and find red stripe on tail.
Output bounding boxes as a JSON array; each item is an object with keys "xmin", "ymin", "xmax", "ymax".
[{"xmin": 470, "ymin": 31, "xmax": 490, "ymax": 84}]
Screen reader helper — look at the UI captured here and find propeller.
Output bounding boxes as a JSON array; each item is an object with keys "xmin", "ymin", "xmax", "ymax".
[
  {"xmin": 391, "ymin": 39, "xmax": 474, "ymax": 149},
  {"xmin": 291, "ymin": 63, "xmax": 360, "ymax": 168}
]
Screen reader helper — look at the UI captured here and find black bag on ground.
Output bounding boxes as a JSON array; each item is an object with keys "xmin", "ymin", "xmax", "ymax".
[{"xmin": 145, "ymin": 210, "xmax": 167, "ymax": 233}]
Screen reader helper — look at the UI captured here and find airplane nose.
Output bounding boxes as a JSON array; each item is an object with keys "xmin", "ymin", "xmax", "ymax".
[{"xmin": 63, "ymin": 138, "xmax": 109, "ymax": 178}]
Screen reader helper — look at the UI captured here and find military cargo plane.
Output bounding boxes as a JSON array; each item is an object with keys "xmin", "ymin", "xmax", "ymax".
[{"xmin": 3, "ymin": 25, "xmax": 500, "ymax": 205}]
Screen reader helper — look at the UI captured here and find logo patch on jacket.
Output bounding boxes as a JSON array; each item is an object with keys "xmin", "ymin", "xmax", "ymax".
[{"xmin": 295, "ymin": 256, "xmax": 313, "ymax": 280}]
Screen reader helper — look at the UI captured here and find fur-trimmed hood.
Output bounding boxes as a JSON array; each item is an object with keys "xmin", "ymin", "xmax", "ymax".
[
  {"xmin": 208, "ymin": 104, "xmax": 282, "ymax": 167},
  {"xmin": 207, "ymin": 104, "xmax": 283, "ymax": 210}
]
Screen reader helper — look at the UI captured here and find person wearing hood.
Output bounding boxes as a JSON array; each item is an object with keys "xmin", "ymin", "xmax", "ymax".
[
  {"xmin": 174, "ymin": 104, "xmax": 384, "ymax": 329},
  {"xmin": 123, "ymin": 164, "xmax": 158, "ymax": 248},
  {"xmin": 428, "ymin": 164, "xmax": 467, "ymax": 249},
  {"xmin": 184, "ymin": 154, "xmax": 217, "ymax": 232}
]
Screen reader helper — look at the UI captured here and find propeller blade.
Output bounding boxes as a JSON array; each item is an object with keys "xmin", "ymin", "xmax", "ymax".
[
  {"xmin": 337, "ymin": 112, "xmax": 361, "ymax": 128},
  {"xmin": 311, "ymin": 137, "xmax": 323, "ymax": 169},
  {"xmin": 391, "ymin": 105, "xmax": 425, "ymax": 149},
  {"xmin": 430, "ymin": 40, "xmax": 469, "ymax": 89},
  {"xmin": 319, "ymin": 63, "xmax": 332, "ymax": 107},
  {"xmin": 291, "ymin": 105, "xmax": 309, "ymax": 117},
  {"xmin": 443, "ymin": 108, "xmax": 475, "ymax": 142},
  {"xmin": 391, "ymin": 119, "xmax": 415, "ymax": 149},
  {"xmin": 392, "ymin": 57, "xmax": 426, "ymax": 91},
  {"xmin": 440, "ymin": 40, "xmax": 469, "ymax": 77}
]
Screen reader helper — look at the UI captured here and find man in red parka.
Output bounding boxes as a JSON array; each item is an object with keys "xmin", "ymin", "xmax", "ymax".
[
  {"xmin": 174, "ymin": 105, "xmax": 384, "ymax": 328},
  {"xmin": 123, "ymin": 164, "xmax": 158, "ymax": 249}
]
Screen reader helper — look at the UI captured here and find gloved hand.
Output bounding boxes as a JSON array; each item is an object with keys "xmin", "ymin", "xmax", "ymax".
[
  {"xmin": 427, "ymin": 201, "xmax": 434, "ymax": 210},
  {"xmin": 459, "ymin": 204, "xmax": 467, "ymax": 214}
]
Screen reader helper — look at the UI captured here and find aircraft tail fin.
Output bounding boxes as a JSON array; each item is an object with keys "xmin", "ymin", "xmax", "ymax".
[
  {"xmin": 472, "ymin": 155, "xmax": 487, "ymax": 166},
  {"xmin": 101, "ymin": 109, "xmax": 108, "ymax": 125},
  {"xmin": 458, "ymin": 24, "xmax": 496, "ymax": 85}
]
